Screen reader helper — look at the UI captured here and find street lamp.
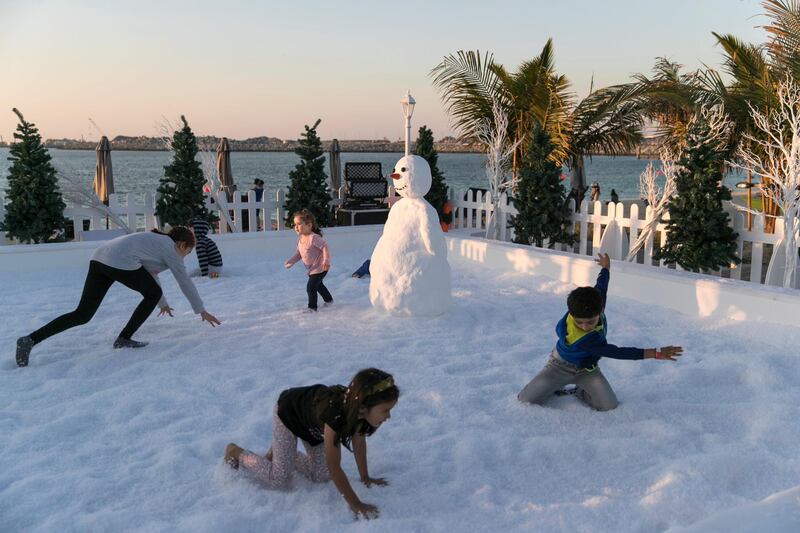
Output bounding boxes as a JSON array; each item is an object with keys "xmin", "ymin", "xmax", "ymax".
[
  {"xmin": 401, "ymin": 90, "xmax": 416, "ymax": 156},
  {"xmin": 736, "ymin": 177, "xmax": 758, "ymax": 231}
]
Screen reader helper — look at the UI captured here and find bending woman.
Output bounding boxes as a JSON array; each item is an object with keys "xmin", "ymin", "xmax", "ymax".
[{"xmin": 15, "ymin": 227, "xmax": 221, "ymax": 367}]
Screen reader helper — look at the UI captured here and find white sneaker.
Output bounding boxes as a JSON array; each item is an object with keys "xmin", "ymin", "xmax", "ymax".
[
  {"xmin": 303, "ymin": 308, "xmax": 318, "ymax": 313},
  {"xmin": 323, "ymin": 301, "xmax": 334, "ymax": 308}
]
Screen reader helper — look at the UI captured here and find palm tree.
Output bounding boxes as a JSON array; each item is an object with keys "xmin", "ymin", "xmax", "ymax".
[
  {"xmin": 632, "ymin": 0, "xmax": 800, "ymax": 229},
  {"xmin": 430, "ymin": 40, "xmax": 644, "ymax": 196},
  {"xmin": 629, "ymin": 58, "xmax": 704, "ymax": 155}
]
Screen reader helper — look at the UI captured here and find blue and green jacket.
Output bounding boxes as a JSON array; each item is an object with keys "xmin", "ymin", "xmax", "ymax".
[{"xmin": 555, "ymin": 268, "xmax": 644, "ymax": 369}]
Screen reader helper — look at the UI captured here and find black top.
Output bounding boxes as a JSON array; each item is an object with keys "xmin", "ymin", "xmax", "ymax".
[{"xmin": 277, "ymin": 384, "xmax": 347, "ymax": 446}]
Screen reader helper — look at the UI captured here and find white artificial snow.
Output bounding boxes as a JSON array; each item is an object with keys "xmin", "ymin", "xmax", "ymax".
[
  {"xmin": 370, "ymin": 155, "xmax": 451, "ymax": 316},
  {"xmin": 1, "ymin": 242, "xmax": 799, "ymax": 532}
]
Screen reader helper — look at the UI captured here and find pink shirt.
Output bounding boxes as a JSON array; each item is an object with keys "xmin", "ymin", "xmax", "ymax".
[{"xmin": 286, "ymin": 233, "xmax": 330, "ymax": 275}]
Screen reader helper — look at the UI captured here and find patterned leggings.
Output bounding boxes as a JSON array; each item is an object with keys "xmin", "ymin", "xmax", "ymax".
[{"xmin": 238, "ymin": 405, "xmax": 330, "ymax": 489}]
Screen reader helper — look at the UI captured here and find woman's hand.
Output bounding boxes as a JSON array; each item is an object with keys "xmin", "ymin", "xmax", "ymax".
[
  {"xmin": 158, "ymin": 306, "xmax": 174, "ymax": 317},
  {"xmin": 361, "ymin": 476, "xmax": 388, "ymax": 488},
  {"xmin": 349, "ymin": 500, "xmax": 379, "ymax": 520},
  {"xmin": 200, "ymin": 310, "xmax": 221, "ymax": 327},
  {"xmin": 284, "ymin": 261, "xmax": 292, "ymax": 269},
  {"xmin": 322, "ymin": 262, "xmax": 330, "ymax": 271}
]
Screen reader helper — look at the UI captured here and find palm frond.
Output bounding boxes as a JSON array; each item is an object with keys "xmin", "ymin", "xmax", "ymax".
[
  {"xmin": 430, "ymin": 50, "xmax": 501, "ymax": 138},
  {"xmin": 762, "ymin": 0, "xmax": 800, "ymax": 76},
  {"xmin": 570, "ymin": 84, "xmax": 644, "ymax": 158}
]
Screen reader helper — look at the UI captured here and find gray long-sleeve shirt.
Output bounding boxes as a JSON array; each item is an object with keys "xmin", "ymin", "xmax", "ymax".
[{"xmin": 91, "ymin": 232, "xmax": 205, "ymax": 313}]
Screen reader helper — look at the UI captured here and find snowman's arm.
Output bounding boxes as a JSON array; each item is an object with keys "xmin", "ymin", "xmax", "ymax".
[{"xmin": 419, "ymin": 208, "xmax": 436, "ymax": 255}]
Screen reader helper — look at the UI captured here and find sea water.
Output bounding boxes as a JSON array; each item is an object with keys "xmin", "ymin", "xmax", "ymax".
[{"xmin": 0, "ymin": 147, "xmax": 743, "ymax": 202}]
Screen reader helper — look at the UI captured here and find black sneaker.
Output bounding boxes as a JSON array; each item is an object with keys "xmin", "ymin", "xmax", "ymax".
[
  {"xmin": 113, "ymin": 337, "xmax": 149, "ymax": 349},
  {"xmin": 16, "ymin": 336, "xmax": 34, "ymax": 367},
  {"xmin": 554, "ymin": 386, "xmax": 579, "ymax": 397}
]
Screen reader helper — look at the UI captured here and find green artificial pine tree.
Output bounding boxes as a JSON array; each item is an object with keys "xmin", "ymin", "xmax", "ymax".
[
  {"xmin": 414, "ymin": 125, "xmax": 451, "ymax": 226},
  {"xmin": 654, "ymin": 111, "xmax": 739, "ymax": 272},
  {"xmin": 1, "ymin": 108, "xmax": 66, "ymax": 243},
  {"xmin": 510, "ymin": 124, "xmax": 574, "ymax": 247},
  {"xmin": 155, "ymin": 116, "xmax": 211, "ymax": 228},
  {"xmin": 284, "ymin": 119, "xmax": 331, "ymax": 227}
]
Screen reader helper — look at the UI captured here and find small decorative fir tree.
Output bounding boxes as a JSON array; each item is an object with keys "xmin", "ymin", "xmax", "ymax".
[
  {"xmin": 510, "ymin": 124, "xmax": 574, "ymax": 247},
  {"xmin": 155, "ymin": 115, "xmax": 211, "ymax": 228},
  {"xmin": 414, "ymin": 125, "xmax": 451, "ymax": 225},
  {"xmin": 654, "ymin": 107, "xmax": 739, "ymax": 272},
  {"xmin": 1, "ymin": 108, "xmax": 66, "ymax": 243},
  {"xmin": 284, "ymin": 119, "xmax": 331, "ymax": 227}
]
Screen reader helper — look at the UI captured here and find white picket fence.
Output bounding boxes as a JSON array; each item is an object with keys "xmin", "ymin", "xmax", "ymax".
[
  {"xmin": 0, "ymin": 187, "xmax": 348, "ymax": 244},
  {"xmin": 1, "ymin": 185, "xmax": 796, "ymax": 288},
  {"xmin": 447, "ymin": 188, "xmax": 799, "ymax": 288}
]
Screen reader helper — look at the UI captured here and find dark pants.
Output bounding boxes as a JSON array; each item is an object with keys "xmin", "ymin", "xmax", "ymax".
[
  {"xmin": 30, "ymin": 260, "xmax": 163, "ymax": 344},
  {"xmin": 306, "ymin": 271, "xmax": 333, "ymax": 310}
]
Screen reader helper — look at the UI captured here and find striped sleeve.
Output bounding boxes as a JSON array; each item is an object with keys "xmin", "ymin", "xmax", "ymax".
[
  {"xmin": 195, "ymin": 239, "xmax": 210, "ymax": 276},
  {"xmin": 206, "ymin": 239, "xmax": 223, "ymax": 267}
]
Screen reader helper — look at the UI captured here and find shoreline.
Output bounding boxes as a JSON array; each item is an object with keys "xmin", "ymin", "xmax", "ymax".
[{"xmin": 0, "ymin": 144, "xmax": 658, "ymax": 157}]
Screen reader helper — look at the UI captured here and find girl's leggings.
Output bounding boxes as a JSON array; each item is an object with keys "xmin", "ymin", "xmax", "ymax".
[
  {"xmin": 29, "ymin": 260, "xmax": 163, "ymax": 344},
  {"xmin": 517, "ymin": 350, "xmax": 619, "ymax": 411},
  {"xmin": 306, "ymin": 271, "xmax": 333, "ymax": 310},
  {"xmin": 238, "ymin": 405, "xmax": 330, "ymax": 489}
]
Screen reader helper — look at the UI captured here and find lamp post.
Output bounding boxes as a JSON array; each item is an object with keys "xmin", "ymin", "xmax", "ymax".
[
  {"xmin": 736, "ymin": 178, "xmax": 757, "ymax": 231},
  {"xmin": 401, "ymin": 91, "xmax": 416, "ymax": 156}
]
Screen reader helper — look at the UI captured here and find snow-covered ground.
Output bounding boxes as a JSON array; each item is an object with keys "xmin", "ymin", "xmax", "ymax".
[{"xmin": 2, "ymin": 238, "xmax": 799, "ymax": 532}]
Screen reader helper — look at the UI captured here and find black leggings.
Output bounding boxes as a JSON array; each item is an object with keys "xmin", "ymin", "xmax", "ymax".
[
  {"xmin": 306, "ymin": 271, "xmax": 333, "ymax": 310},
  {"xmin": 30, "ymin": 260, "xmax": 163, "ymax": 344}
]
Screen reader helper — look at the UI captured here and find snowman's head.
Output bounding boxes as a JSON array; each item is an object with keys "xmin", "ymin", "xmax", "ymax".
[{"xmin": 390, "ymin": 155, "xmax": 431, "ymax": 199}]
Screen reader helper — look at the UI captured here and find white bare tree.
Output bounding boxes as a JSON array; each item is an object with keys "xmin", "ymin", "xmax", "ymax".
[
  {"xmin": 625, "ymin": 149, "xmax": 678, "ymax": 261},
  {"xmin": 735, "ymin": 79, "xmax": 800, "ymax": 288},
  {"xmin": 156, "ymin": 117, "xmax": 221, "ymax": 193},
  {"xmin": 475, "ymin": 99, "xmax": 522, "ymax": 240},
  {"xmin": 58, "ymin": 170, "xmax": 130, "ymax": 232}
]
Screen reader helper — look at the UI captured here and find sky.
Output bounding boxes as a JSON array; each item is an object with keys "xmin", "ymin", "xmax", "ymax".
[{"xmin": 0, "ymin": 0, "xmax": 767, "ymax": 142}]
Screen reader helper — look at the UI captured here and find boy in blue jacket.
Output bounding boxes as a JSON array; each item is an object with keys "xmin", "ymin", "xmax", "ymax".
[{"xmin": 518, "ymin": 253, "xmax": 682, "ymax": 411}]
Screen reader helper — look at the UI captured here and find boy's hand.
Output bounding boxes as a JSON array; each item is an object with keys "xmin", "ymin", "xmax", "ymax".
[
  {"xmin": 596, "ymin": 253, "xmax": 611, "ymax": 270},
  {"xmin": 158, "ymin": 306, "xmax": 174, "ymax": 317},
  {"xmin": 284, "ymin": 261, "xmax": 292, "ymax": 269},
  {"xmin": 322, "ymin": 262, "xmax": 330, "ymax": 271},
  {"xmin": 653, "ymin": 345, "xmax": 683, "ymax": 361}
]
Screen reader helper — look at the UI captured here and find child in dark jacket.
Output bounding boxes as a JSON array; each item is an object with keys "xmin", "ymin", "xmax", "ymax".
[
  {"xmin": 517, "ymin": 253, "xmax": 683, "ymax": 411},
  {"xmin": 191, "ymin": 218, "xmax": 223, "ymax": 277},
  {"xmin": 223, "ymin": 368, "xmax": 398, "ymax": 520}
]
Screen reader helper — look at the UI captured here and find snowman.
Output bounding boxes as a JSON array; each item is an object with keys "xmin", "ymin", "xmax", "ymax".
[{"xmin": 369, "ymin": 155, "xmax": 451, "ymax": 316}]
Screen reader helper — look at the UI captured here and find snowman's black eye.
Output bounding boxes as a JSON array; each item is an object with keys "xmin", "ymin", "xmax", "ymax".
[{"xmin": 401, "ymin": 167, "xmax": 407, "ymax": 172}]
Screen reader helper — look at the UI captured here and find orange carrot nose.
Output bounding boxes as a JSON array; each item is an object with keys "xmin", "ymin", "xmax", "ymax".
[{"xmin": 390, "ymin": 173, "xmax": 400, "ymax": 180}]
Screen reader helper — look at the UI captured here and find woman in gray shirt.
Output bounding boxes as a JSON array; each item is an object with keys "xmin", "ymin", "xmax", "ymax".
[{"xmin": 15, "ymin": 227, "xmax": 221, "ymax": 367}]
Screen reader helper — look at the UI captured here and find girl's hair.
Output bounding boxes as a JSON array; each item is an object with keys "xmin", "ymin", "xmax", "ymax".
[
  {"xmin": 293, "ymin": 208, "xmax": 322, "ymax": 236},
  {"xmin": 337, "ymin": 368, "xmax": 399, "ymax": 449},
  {"xmin": 151, "ymin": 226, "xmax": 196, "ymax": 248}
]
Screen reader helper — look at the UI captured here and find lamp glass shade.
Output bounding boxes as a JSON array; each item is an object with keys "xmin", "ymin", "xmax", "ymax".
[{"xmin": 401, "ymin": 93, "xmax": 416, "ymax": 118}]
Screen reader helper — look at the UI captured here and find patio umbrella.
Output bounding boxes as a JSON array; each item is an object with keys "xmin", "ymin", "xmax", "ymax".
[
  {"xmin": 93, "ymin": 136, "xmax": 114, "ymax": 204},
  {"xmin": 329, "ymin": 138, "xmax": 342, "ymax": 192},
  {"xmin": 216, "ymin": 137, "xmax": 235, "ymax": 201}
]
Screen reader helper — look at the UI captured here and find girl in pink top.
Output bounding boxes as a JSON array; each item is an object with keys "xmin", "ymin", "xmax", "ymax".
[{"xmin": 284, "ymin": 209, "xmax": 333, "ymax": 311}]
